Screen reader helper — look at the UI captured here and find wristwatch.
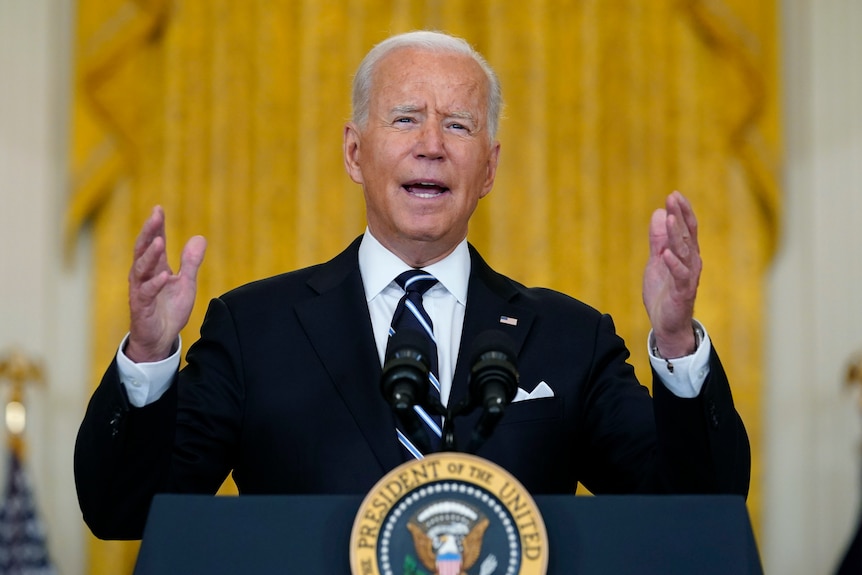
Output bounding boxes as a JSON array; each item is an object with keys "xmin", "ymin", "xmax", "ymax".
[{"xmin": 651, "ymin": 323, "xmax": 704, "ymax": 374}]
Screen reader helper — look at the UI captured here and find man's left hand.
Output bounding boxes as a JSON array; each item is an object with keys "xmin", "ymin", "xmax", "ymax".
[{"xmin": 643, "ymin": 191, "xmax": 702, "ymax": 358}]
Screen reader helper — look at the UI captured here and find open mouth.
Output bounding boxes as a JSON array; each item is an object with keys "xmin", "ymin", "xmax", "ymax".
[{"xmin": 403, "ymin": 181, "xmax": 450, "ymax": 198}]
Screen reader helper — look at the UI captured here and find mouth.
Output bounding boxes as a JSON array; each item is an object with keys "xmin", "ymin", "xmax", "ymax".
[{"xmin": 402, "ymin": 181, "xmax": 450, "ymax": 198}]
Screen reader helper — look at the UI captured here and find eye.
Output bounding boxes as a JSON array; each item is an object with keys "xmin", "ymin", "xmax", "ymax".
[
  {"xmin": 447, "ymin": 121, "xmax": 472, "ymax": 133},
  {"xmin": 394, "ymin": 117, "xmax": 415, "ymax": 124}
]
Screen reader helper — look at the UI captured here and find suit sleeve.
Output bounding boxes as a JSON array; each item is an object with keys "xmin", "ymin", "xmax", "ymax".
[
  {"xmin": 652, "ymin": 347, "xmax": 751, "ymax": 497},
  {"xmin": 576, "ymin": 314, "xmax": 750, "ymax": 498},
  {"xmin": 74, "ymin": 358, "xmax": 178, "ymax": 539},
  {"xmin": 74, "ymin": 297, "xmax": 246, "ymax": 540}
]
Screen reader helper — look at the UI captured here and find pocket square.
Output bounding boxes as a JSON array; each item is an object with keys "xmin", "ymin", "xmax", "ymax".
[{"xmin": 512, "ymin": 381, "xmax": 555, "ymax": 403}]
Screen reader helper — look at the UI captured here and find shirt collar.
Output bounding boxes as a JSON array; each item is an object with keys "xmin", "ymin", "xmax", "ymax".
[{"xmin": 358, "ymin": 228, "xmax": 470, "ymax": 304}]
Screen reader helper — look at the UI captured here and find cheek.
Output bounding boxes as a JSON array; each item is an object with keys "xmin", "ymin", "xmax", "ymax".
[
  {"xmin": 365, "ymin": 151, "xmax": 403, "ymax": 184},
  {"xmin": 467, "ymin": 159, "xmax": 494, "ymax": 192}
]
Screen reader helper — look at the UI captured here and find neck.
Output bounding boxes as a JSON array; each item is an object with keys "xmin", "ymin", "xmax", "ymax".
[{"xmin": 368, "ymin": 231, "xmax": 463, "ymax": 268}]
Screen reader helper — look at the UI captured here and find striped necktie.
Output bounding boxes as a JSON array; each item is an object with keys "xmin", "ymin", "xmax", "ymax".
[{"xmin": 389, "ymin": 269, "xmax": 442, "ymax": 458}]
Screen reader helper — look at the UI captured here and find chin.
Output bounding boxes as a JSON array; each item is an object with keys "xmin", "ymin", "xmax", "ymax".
[{"xmin": 400, "ymin": 229, "xmax": 445, "ymax": 244}]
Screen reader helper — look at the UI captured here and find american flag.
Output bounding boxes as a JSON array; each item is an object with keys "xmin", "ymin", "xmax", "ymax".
[{"xmin": 0, "ymin": 451, "xmax": 57, "ymax": 575}]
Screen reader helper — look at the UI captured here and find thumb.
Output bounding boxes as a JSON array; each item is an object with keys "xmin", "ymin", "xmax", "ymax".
[
  {"xmin": 179, "ymin": 235, "xmax": 207, "ymax": 282},
  {"xmin": 648, "ymin": 209, "xmax": 668, "ymax": 258}
]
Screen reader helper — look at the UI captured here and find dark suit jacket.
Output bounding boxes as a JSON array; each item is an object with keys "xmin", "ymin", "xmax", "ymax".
[{"xmin": 74, "ymin": 237, "xmax": 750, "ymax": 539}]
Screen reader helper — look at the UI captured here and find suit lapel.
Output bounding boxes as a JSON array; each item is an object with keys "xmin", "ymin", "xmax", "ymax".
[
  {"xmin": 293, "ymin": 237, "xmax": 404, "ymax": 472},
  {"xmin": 292, "ymin": 239, "xmax": 531, "ymax": 468},
  {"xmin": 450, "ymin": 245, "xmax": 535, "ymax": 410}
]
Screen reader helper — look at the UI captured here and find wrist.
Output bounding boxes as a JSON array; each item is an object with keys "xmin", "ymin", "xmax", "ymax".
[
  {"xmin": 124, "ymin": 337, "xmax": 178, "ymax": 364},
  {"xmin": 652, "ymin": 323, "xmax": 703, "ymax": 360}
]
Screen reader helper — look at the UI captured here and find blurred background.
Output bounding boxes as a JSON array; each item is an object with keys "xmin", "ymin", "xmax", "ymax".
[{"xmin": 0, "ymin": 0, "xmax": 859, "ymax": 573}]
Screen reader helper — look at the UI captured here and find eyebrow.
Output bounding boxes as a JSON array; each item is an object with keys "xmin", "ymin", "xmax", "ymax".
[
  {"xmin": 448, "ymin": 111, "xmax": 476, "ymax": 123},
  {"xmin": 390, "ymin": 105, "xmax": 476, "ymax": 124},
  {"xmin": 391, "ymin": 104, "xmax": 422, "ymax": 115}
]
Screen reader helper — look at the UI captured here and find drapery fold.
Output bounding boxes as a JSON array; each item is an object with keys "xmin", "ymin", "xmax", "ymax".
[
  {"xmin": 68, "ymin": 2, "xmax": 779, "ymax": 572},
  {"xmin": 66, "ymin": 0, "xmax": 170, "ymax": 255}
]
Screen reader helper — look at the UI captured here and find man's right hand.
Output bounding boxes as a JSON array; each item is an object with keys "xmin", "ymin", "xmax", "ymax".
[{"xmin": 125, "ymin": 206, "xmax": 207, "ymax": 363}]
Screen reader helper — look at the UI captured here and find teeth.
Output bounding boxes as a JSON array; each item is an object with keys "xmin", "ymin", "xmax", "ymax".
[{"xmin": 404, "ymin": 183, "xmax": 447, "ymax": 197}]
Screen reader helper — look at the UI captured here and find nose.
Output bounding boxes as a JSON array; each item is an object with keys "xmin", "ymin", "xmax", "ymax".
[{"xmin": 414, "ymin": 121, "xmax": 445, "ymax": 160}]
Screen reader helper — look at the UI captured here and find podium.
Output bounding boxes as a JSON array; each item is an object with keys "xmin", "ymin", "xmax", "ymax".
[{"xmin": 133, "ymin": 493, "xmax": 762, "ymax": 574}]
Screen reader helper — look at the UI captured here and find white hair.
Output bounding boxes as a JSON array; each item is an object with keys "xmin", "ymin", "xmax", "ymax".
[{"xmin": 351, "ymin": 31, "xmax": 503, "ymax": 140}]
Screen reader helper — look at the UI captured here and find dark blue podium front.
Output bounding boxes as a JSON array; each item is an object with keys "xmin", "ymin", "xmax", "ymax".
[{"xmin": 133, "ymin": 494, "xmax": 762, "ymax": 574}]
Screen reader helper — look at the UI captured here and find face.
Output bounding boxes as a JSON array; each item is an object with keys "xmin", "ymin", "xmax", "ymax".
[{"xmin": 344, "ymin": 47, "xmax": 501, "ymax": 266}]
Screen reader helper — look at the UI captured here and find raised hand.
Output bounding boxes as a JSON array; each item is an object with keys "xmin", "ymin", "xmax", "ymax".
[
  {"xmin": 642, "ymin": 191, "xmax": 702, "ymax": 359},
  {"xmin": 125, "ymin": 206, "xmax": 207, "ymax": 363}
]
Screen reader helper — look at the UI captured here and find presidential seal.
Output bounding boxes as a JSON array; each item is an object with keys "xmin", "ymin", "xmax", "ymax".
[{"xmin": 350, "ymin": 452, "xmax": 547, "ymax": 575}]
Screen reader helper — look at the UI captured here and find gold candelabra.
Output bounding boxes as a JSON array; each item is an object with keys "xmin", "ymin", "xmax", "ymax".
[{"xmin": 0, "ymin": 348, "xmax": 45, "ymax": 457}]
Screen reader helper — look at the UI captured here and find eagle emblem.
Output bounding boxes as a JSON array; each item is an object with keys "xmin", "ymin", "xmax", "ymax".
[
  {"xmin": 350, "ymin": 454, "xmax": 547, "ymax": 575},
  {"xmin": 406, "ymin": 501, "xmax": 492, "ymax": 575}
]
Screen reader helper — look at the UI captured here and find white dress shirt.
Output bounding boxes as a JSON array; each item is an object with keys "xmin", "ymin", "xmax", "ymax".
[{"xmin": 358, "ymin": 230, "xmax": 469, "ymax": 406}]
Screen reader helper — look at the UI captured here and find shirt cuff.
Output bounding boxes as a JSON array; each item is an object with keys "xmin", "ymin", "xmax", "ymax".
[
  {"xmin": 116, "ymin": 333, "xmax": 181, "ymax": 407},
  {"xmin": 647, "ymin": 320, "xmax": 711, "ymax": 399}
]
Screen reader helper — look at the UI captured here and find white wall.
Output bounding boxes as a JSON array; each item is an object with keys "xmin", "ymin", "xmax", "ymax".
[
  {"xmin": 0, "ymin": 1, "xmax": 88, "ymax": 574},
  {"xmin": 764, "ymin": 1, "xmax": 862, "ymax": 573},
  {"xmin": 1, "ymin": 1, "xmax": 861, "ymax": 574}
]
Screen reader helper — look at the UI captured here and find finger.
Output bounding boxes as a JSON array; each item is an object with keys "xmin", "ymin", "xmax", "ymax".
[
  {"xmin": 179, "ymin": 235, "xmax": 207, "ymax": 283},
  {"xmin": 134, "ymin": 270, "xmax": 170, "ymax": 302},
  {"xmin": 661, "ymin": 234, "xmax": 702, "ymax": 286},
  {"xmin": 130, "ymin": 234, "xmax": 169, "ymax": 284},
  {"xmin": 660, "ymin": 248, "xmax": 692, "ymax": 283},
  {"xmin": 670, "ymin": 191, "xmax": 699, "ymax": 246},
  {"xmin": 665, "ymin": 211, "xmax": 693, "ymax": 263},
  {"xmin": 664, "ymin": 193, "xmax": 701, "ymax": 263},
  {"xmin": 133, "ymin": 206, "xmax": 166, "ymax": 260},
  {"xmin": 648, "ymin": 209, "xmax": 668, "ymax": 258}
]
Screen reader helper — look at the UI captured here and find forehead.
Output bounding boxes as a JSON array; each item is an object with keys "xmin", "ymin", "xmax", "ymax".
[{"xmin": 370, "ymin": 48, "xmax": 488, "ymax": 111}]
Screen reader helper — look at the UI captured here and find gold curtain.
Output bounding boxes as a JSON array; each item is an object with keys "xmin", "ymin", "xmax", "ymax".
[{"xmin": 68, "ymin": 0, "xmax": 780, "ymax": 572}]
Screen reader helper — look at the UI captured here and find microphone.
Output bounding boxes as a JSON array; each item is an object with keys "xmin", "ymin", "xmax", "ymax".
[
  {"xmin": 466, "ymin": 330, "xmax": 519, "ymax": 453},
  {"xmin": 381, "ymin": 329, "xmax": 433, "ymax": 453},
  {"xmin": 381, "ymin": 329, "xmax": 431, "ymax": 410}
]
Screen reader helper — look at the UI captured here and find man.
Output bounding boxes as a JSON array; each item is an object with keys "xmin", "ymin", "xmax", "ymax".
[{"xmin": 75, "ymin": 31, "xmax": 750, "ymax": 540}]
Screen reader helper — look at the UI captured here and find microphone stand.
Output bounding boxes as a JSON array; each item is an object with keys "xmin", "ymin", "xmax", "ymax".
[
  {"xmin": 397, "ymin": 385, "xmax": 511, "ymax": 456},
  {"xmin": 382, "ymin": 329, "xmax": 518, "ymax": 457},
  {"xmin": 440, "ymin": 403, "xmax": 459, "ymax": 452},
  {"xmin": 425, "ymin": 396, "xmax": 458, "ymax": 452},
  {"xmin": 436, "ymin": 398, "xmax": 476, "ymax": 453}
]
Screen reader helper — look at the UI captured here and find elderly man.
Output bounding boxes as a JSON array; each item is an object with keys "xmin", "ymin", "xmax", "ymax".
[{"xmin": 75, "ymin": 30, "xmax": 750, "ymax": 540}]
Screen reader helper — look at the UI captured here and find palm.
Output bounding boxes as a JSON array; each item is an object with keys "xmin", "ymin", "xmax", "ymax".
[{"xmin": 127, "ymin": 207, "xmax": 206, "ymax": 362}]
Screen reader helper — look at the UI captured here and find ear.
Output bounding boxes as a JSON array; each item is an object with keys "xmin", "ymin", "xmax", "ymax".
[
  {"xmin": 343, "ymin": 123, "xmax": 364, "ymax": 185},
  {"xmin": 479, "ymin": 141, "xmax": 501, "ymax": 199}
]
